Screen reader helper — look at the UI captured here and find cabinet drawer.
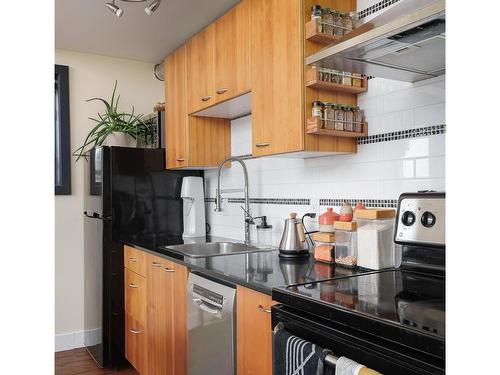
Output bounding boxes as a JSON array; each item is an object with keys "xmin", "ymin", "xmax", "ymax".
[
  {"xmin": 124, "ymin": 245, "xmax": 147, "ymax": 277},
  {"xmin": 148, "ymin": 254, "xmax": 176, "ymax": 272},
  {"xmin": 125, "ymin": 269, "xmax": 146, "ymax": 326},
  {"xmin": 125, "ymin": 312, "xmax": 148, "ymax": 375}
]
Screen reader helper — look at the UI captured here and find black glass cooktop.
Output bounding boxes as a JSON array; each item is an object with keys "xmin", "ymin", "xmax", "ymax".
[{"xmin": 272, "ymin": 269, "xmax": 445, "ymax": 358}]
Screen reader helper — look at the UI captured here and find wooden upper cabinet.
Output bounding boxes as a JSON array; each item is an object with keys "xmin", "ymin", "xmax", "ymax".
[
  {"xmin": 250, "ymin": 0, "xmax": 304, "ymax": 157},
  {"xmin": 186, "ymin": 24, "xmax": 216, "ymax": 113},
  {"xmin": 213, "ymin": 0, "xmax": 250, "ymax": 103},
  {"xmin": 165, "ymin": 46, "xmax": 189, "ymax": 169},
  {"xmin": 237, "ymin": 285, "xmax": 277, "ymax": 375}
]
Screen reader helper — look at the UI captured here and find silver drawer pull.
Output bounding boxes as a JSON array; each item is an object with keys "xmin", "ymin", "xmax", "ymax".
[
  {"xmin": 216, "ymin": 88, "xmax": 228, "ymax": 94},
  {"xmin": 255, "ymin": 143, "xmax": 270, "ymax": 147},
  {"xmin": 176, "ymin": 158, "xmax": 186, "ymax": 162},
  {"xmin": 201, "ymin": 96, "xmax": 212, "ymax": 102},
  {"xmin": 152, "ymin": 262, "xmax": 162, "ymax": 268},
  {"xmin": 128, "ymin": 283, "xmax": 139, "ymax": 289},
  {"xmin": 128, "ymin": 257, "xmax": 137, "ymax": 263},
  {"xmin": 164, "ymin": 267, "xmax": 175, "ymax": 273},
  {"xmin": 257, "ymin": 305, "xmax": 271, "ymax": 314},
  {"xmin": 129, "ymin": 329, "xmax": 142, "ymax": 334}
]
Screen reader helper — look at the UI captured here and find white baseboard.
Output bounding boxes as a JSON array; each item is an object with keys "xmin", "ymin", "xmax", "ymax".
[{"xmin": 55, "ymin": 331, "xmax": 85, "ymax": 352}]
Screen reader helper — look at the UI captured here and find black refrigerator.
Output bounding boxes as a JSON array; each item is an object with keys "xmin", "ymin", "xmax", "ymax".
[{"xmin": 83, "ymin": 146, "xmax": 201, "ymax": 368}]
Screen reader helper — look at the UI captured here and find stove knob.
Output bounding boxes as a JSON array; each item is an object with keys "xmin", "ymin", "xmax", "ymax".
[
  {"xmin": 421, "ymin": 211, "xmax": 436, "ymax": 228},
  {"xmin": 401, "ymin": 211, "xmax": 416, "ymax": 226}
]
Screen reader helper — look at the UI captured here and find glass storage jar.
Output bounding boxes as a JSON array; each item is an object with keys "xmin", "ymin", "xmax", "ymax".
[
  {"xmin": 342, "ymin": 13, "xmax": 353, "ymax": 36},
  {"xmin": 344, "ymin": 105, "xmax": 354, "ymax": 131},
  {"xmin": 334, "ymin": 105, "xmax": 345, "ymax": 131},
  {"xmin": 356, "ymin": 211, "xmax": 396, "ymax": 270},
  {"xmin": 331, "ymin": 69, "xmax": 342, "ymax": 84},
  {"xmin": 352, "ymin": 73, "xmax": 362, "ymax": 87},
  {"xmin": 342, "ymin": 71, "xmax": 352, "ymax": 86},
  {"xmin": 324, "ymin": 103, "xmax": 335, "ymax": 129},
  {"xmin": 314, "ymin": 241, "xmax": 335, "ymax": 264},
  {"xmin": 312, "ymin": 100, "xmax": 323, "ymax": 118},
  {"xmin": 311, "ymin": 5, "xmax": 323, "ymax": 33},
  {"xmin": 334, "ymin": 229, "xmax": 357, "ymax": 268},
  {"xmin": 323, "ymin": 8, "xmax": 334, "ymax": 35},
  {"xmin": 333, "ymin": 12, "xmax": 343, "ymax": 37},
  {"xmin": 353, "ymin": 106, "xmax": 363, "ymax": 132}
]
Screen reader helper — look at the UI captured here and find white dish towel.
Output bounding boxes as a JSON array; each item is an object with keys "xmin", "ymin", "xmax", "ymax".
[{"xmin": 335, "ymin": 356, "xmax": 365, "ymax": 375}]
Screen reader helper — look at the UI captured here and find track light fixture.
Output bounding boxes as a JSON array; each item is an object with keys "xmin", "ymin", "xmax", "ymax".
[
  {"xmin": 105, "ymin": 0, "xmax": 161, "ymax": 18},
  {"xmin": 145, "ymin": 0, "xmax": 161, "ymax": 16},
  {"xmin": 106, "ymin": 1, "xmax": 124, "ymax": 17}
]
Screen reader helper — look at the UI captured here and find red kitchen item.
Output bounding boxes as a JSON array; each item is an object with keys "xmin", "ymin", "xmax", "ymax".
[
  {"xmin": 339, "ymin": 201, "xmax": 353, "ymax": 222},
  {"xmin": 319, "ymin": 207, "xmax": 339, "ymax": 232}
]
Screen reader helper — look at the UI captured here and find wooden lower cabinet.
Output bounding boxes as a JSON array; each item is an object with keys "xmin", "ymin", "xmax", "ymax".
[
  {"xmin": 236, "ymin": 285, "xmax": 277, "ymax": 375},
  {"xmin": 124, "ymin": 248, "xmax": 188, "ymax": 375},
  {"xmin": 125, "ymin": 313, "xmax": 148, "ymax": 375}
]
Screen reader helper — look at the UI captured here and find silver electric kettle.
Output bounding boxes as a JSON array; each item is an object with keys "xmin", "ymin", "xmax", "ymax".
[{"xmin": 279, "ymin": 213, "xmax": 310, "ymax": 258}]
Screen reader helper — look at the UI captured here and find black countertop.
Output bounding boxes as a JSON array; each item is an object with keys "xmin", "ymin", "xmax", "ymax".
[{"xmin": 121, "ymin": 235, "xmax": 369, "ymax": 295}]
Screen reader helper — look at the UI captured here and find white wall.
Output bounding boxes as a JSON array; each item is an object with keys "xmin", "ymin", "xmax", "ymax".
[
  {"xmin": 54, "ymin": 50, "xmax": 162, "ymax": 350},
  {"xmin": 204, "ymin": 76, "xmax": 445, "ymax": 245}
]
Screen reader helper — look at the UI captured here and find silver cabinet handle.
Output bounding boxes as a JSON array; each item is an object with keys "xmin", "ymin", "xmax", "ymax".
[
  {"xmin": 129, "ymin": 329, "xmax": 142, "ymax": 334},
  {"xmin": 201, "ymin": 96, "xmax": 212, "ymax": 102},
  {"xmin": 164, "ymin": 267, "xmax": 175, "ymax": 273},
  {"xmin": 152, "ymin": 262, "xmax": 162, "ymax": 268},
  {"xmin": 128, "ymin": 257, "xmax": 137, "ymax": 263},
  {"xmin": 128, "ymin": 283, "xmax": 139, "ymax": 288},
  {"xmin": 216, "ymin": 88, "xmax": 228, "ymax": 94},
  {"xmin": 257, "ymin": 305, "xmax": 271, "ymax": 314},
  {"xmin": 255, "ymin": 143, "xmax": 270, "ymax": 147},
  {"xmin": 176, "ymin": 158, "xmax": 186, "ymax": 162}
]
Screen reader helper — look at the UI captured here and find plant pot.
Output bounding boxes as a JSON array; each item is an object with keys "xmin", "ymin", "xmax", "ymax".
[{"xmin": 102, "ymin": 132, "xmax": 134, "ymax": 147}]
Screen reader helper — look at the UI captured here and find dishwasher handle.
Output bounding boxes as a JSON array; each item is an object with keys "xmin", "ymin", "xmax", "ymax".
[{"xmin": 193, "ymin": 297, "xmax": 223, "ymax": 318}]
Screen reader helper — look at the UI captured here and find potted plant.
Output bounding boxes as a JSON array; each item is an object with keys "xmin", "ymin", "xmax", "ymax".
[{"xmin": 73, "ymin": 81, "xmax": 156, "ymax": 160}]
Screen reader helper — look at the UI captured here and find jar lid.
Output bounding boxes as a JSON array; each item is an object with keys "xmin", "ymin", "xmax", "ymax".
[
  {"xmin": 311, "ymin": 5, "xmax": 322, "ymax": 12},
  {"xmin": 312, "ymin": 100, "xmax": 323, "ymax": 106}
]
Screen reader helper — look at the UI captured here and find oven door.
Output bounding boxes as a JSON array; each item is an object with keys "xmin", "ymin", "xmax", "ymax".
[{"xmin": 271, "ymin": 304, "xmax": 444, "ymax": 375}]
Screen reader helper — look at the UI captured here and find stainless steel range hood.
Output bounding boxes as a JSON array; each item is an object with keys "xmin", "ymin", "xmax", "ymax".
[{"xmin": 306, "ymin": 0, "xmax": 445, "ymax": 82}]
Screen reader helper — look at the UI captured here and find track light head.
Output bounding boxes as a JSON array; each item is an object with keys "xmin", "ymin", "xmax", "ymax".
[
  {"xmin": 106, "ymin": 1, "xmax": 123, "ymax": 18},
  {"xmin": 145, "ymin": 0, "xmax": 161, "ymax": 16}
]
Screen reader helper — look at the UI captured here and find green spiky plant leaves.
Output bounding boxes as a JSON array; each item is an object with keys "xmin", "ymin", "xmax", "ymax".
[{"xmin": 73, "ymin": 81, "xmax": 156, "ymax": 160}]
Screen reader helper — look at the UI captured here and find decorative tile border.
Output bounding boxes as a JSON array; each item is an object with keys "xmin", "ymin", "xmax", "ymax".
[
  {"xmin": 320, "ymin": 198, "xmax": 398, "ymax": 208},
  {"xmin": 357, "ymin": 124, "xmax": 446, "ymax": 145},
  {"xmin": 205, "ymin": 198, "xmax": 311, "ymax": 206},
  {"xmin": 358, "ymin": 0, "xmax": 401, "ymax": 20}
]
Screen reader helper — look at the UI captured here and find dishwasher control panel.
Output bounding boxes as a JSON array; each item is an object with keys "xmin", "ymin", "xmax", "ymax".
[{"xmin": 193, "ymin": 284, "xmax": 224, "ymax": 307}]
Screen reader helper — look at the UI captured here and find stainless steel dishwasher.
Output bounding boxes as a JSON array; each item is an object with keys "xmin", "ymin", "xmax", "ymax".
[{"xmin": 187, "ymin": 273, "xmax": 236, "ymax": 375}]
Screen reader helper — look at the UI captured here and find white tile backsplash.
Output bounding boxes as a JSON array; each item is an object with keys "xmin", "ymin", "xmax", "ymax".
[{"xmin": 205, "ymin": 77, "xmax": 445, "ymax": 244}]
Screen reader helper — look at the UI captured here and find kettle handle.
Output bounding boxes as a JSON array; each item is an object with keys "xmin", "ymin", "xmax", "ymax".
[{"xmin": 296, "ymin": 222, "xmax": 306, "ymax": 243}]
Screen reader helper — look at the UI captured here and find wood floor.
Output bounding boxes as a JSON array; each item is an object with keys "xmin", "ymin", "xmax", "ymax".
[{"xmin": 55, "ymin": 348, "xmax": 138, "ymax": 375}]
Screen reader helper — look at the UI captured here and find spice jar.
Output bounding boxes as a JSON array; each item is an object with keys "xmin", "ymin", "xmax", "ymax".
[
  {"xmin": 331, "ymin": 69, "xmax": 341, "ymax": 84},
  {"xmin": 342, "ymin": 13, "xmax": 353, "ymax": 36},
  {"xmin": 334, "ymin": 104, "xmax": 345, "ymax": 131},
  {"xmin": 344, "ymin": 105, "xmax": 354, "ymax": 132},
  {"xmin": 323, "ymin": 8, "xmax": 334, "ymax": 35},
  {"xmin": 333, "ymin": 12, "xmax": 343, "ymax": 37},
  {"xmin": 352, "ymin": 73, "xmax": 362, "ymax": 87},
  {"xmin": 312, "ymin": 101, "xmax": 323, "ymax": 118},
  {"xmin": 322, "ymin": 68, "xmax": 331, "ymax": 82},
  {"xmin": 311, "ymin": 5, "xmax": 323, "ymax": 33},
  {"xmin": 342, "ymin": 71, "xmax": 352, "ymax": 86},
  {"xmin": 353, "ymin": 106, "xmax": 363, "ymax": 133},
  {"xmin": 324, "ymin": 102, "xmax": 335, "ymax": 129}
]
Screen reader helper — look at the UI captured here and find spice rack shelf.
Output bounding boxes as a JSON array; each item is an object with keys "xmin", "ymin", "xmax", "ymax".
[
  {"xmin": 306, "ymin": 67, "xmax": 368, "ymax": 94},
  {"xmin": 307, "ymin": 117, "xmax": 368, "ymax": 138},
  {"xmin": 305, "ymin": 19, "xmax": 342, "ymax": 45}
]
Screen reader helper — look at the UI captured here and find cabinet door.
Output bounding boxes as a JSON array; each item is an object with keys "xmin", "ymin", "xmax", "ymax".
[
  {"xmin": 236, "ymin": 286, "xmax": 277, "ymax": 375},
  {"xmin": 214, "ymin": 0, "xmax": 250, "ymax": 103},
  {"xmin": 186, "ymin": 24, "xmax": 216, "ymax": 113},
  {"xmin": 250, "ymin": 0, "xmax": 304, "ymax": 156},
  {"xmin": 165, "ymin": 46, "xmax": 189, "ymax": 169},
  {"xmin": 125, "ymin": 313, "xmax": 148, "ymax": 375},
  {"xmin": 125, "ymin": 269, "xmax": 146, "ymax": 326},
  {"xmin": 146, "ymin": 255, "xmax": 175, "ymax": 375}
]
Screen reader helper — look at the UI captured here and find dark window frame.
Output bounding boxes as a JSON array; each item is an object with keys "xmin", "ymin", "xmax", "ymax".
[{"xmin": 55, "ymin": 64, "xmax": 71, "ymax": 195}]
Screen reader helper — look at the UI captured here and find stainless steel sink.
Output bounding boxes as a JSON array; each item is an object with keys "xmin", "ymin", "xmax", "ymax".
[{"xmin": 165, "ymin": 242, "xmax": 271, "ymax": 258}]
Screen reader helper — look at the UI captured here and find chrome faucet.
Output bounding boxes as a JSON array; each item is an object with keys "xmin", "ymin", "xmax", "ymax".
[{"xmin": 215, "ymin": 156, "xmax": 252, "ymax": 245}]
